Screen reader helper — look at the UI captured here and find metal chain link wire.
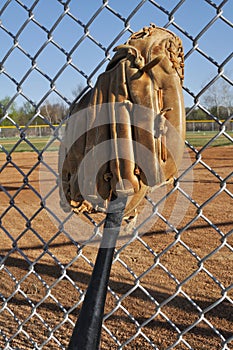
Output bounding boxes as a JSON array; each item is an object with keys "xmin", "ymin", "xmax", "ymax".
[{"xmin": 0, "ymin": 0, "xmax": 232, "ymax": 349}]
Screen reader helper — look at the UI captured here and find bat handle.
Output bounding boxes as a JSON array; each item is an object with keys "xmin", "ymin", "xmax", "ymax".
[{"xmin": 68, "ymin": 195, "xmax": 127, "ymax": 350}]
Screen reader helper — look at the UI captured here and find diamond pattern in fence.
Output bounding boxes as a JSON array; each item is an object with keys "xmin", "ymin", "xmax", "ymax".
[{"xmin": 0, "ymin": 1, "xmax": 233, "ymax": 349}]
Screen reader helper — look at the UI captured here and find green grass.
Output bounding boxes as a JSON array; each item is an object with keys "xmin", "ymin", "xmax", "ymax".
[
  {"xmin": 0, "ymin": 132, "xmax": 233, "ymax": 152},
  {"xmin": 0, "ymin": 136, "xmax": 59, "ymax": 153},
  {"xmin": 186, "ymin": 131, "xmax": 233, "ymax": 147}
]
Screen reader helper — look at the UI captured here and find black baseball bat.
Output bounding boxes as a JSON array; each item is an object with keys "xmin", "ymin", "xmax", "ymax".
[{"xmin": 68, "ymin": 195, "xmax": 127, "ymax": 350}]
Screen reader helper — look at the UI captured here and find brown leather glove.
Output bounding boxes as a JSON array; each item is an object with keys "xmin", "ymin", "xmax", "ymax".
[{"xmin": 59, "ymin": 24, "xmax": 186, "ymax": 216}]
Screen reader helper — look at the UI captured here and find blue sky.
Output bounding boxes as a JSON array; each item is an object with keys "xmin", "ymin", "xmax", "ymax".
[{"xmin": 0, "ymin": 0, "xmax": 232, "ymax": 108}]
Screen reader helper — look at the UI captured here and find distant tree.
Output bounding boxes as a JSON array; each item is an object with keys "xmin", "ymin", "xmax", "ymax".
[
  {"xmin": 0, "ymin": 96, "xmax": 18, "ymax": 125},
  {"xmin": 186, "ymin": 107, "xmax": 207, "ymax": 120},
  {"xmin": 202, "ymin": 77, "xmax": 233, "ymax": 119},
  {"xmin": 17, "ymin": 101, "xmax": 36, "ymax": 125},
  {"xmin": 72, "ymin": 83, "xmax": 85, "ymax": 99},
  {"xmin": 40, "ymin": 100, "xmax": 68, "ymax": 124}
]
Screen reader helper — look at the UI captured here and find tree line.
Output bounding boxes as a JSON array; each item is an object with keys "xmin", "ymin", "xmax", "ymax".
[
  {"xmin": 186, "ymin": 78, "xmax": 232, "ymax": 120},
  {"xmin": 0, "ymin": 78, "xmax": 232, "ymax": 126},
  {"xmin": 0, "ymin": 97, "xmax": 68, "ymax": 126}
]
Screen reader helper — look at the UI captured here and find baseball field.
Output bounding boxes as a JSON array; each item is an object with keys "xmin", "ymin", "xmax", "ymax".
[{"xmin": 0, "ymin": 136, "xmax": 232, "ymax": 349}]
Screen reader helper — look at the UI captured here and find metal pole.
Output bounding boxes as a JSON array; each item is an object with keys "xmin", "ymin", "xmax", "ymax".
[{"xmin": 68, "ymin": 195, "xmax": 127, "ymax": 350}]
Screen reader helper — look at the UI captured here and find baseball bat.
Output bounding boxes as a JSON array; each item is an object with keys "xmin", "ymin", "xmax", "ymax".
[{"xmin": 68, "ymin": 195, "xmax": 127, "ymax": 350}]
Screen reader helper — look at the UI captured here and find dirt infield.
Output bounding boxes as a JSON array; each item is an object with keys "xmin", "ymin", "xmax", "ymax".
[{"xmin": 0, "ymin": 146, "xmax": 233, "ymax": 349}]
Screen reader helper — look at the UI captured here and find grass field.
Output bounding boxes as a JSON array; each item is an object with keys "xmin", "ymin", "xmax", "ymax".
[
  {"xmin": 0, "ymin": 131, "xmax": 233, "ymax": 153},
  {"xmin": 0, "ymin": 136, "xmax": 60, "ymax": 153},
  {"xmin": 186, "ymin": 131, "xmax": 233, "ymax": 147}
]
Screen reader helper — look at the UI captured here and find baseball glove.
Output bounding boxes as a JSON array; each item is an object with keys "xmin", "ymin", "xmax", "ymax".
[{"xmin": 59, "ymin": 24, "xmax": 185, "ymax": 217}]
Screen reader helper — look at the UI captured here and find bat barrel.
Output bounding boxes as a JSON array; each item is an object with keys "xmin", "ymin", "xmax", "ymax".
[{"xmin": 68, "ymin": 195, "xmax": 127, "ymax": 350}]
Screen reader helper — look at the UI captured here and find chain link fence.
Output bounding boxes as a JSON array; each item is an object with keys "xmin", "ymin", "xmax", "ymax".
[{"xmin": 0, "ymin": 0, "xmax": 233, "ymax": 349}]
